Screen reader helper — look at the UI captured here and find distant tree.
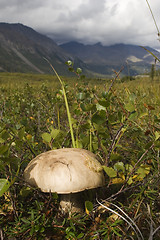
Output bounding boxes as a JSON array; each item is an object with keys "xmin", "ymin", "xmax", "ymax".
[{"xmin": 150, "ymin": 64, "xmax": 155, "ymax": 81}]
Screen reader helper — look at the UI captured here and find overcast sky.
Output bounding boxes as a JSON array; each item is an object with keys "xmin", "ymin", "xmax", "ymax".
[{"xmin": 0, "ymin": 0, "xmax": 160, "ymax": 48}]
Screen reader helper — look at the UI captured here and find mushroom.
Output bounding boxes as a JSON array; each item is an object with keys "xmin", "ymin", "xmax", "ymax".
[{"xmin": 24, "ymin": 148, "xmax": 105, "ymax": 213}]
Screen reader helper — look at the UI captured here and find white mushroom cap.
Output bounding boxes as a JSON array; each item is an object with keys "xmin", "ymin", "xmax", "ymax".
[{"xmin": 24, "ymin": 148, "xmax": 105, "ymax": 194}]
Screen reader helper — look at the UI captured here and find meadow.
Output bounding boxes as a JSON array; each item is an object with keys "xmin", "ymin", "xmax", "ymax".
[{"xmin": 0, "ymin": 70, "xmax": 160, "ymax": 239}]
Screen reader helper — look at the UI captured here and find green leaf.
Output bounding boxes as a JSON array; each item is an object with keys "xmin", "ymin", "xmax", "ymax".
[
  {"xmin": 80, "ymin": 103, "xmax": 95, "ymax": 112},
  {"xmin": 96, "ymin": 103, "xmax": 106, "ymax": 111},
  {"xmin": 139, "ymin": 112, "xmax": 148, "ymax": 118},
  {"xmin": 76, "ymin": 68, "xmax": 82, "ymax": 74},
  {"xmin": 102, "ymin": 91, "xmax": 109, "ymax": 98},
  {"xmin": 145, "ymin": 141, "xmax": 153, "ymax": 150},
  {"xmin": 110, "ymin": 153, "xmax": 122, "ymax": 161},
  {"xmin": 127, "ymin": 177, "xmax": 133, "ymax": 185},
  {"xmin": 128, "ymin": 111, "xmax": 138, "ymax": 120},
  {"xmin": 0, "ymin": 138, "xmax": 5, "ymax": 144},
  {"xmin": 125, "ymin": 102, "xmax": 135, "ymax": 112},
  {"xmin": 76, "ymin": 92, "xmax": 85, "ymax": 100},
  {"xmin": 65, "ymin": 60, "xmax": 73, "ymax": 66},
  {"xmin": 0, "ymin": 156, "xmax": 20, "ymax": 165},
  {"xmin": 114, "ymin": 162, "xmax": 125, "ymax": 172},
  {"xmin": 0, "ymin": 130, "xmax": 10, "ymax": 141},
  {"xmin": 18, "ymin": 127, "xmax": 25, "ymax": 140},
  {"xmin": 125, "ymin": 164, "xmax": 133, "ymax": 172},
  {"xmin": 50, "ymin": 129, "xmax": 60, "ymax": 139},
  {"xmin": 112, "ymin": 227, "xmax": 122, "ymax": 237},
  {"xmin": 0, "ymin": 145, "xmax": 9, "ymax": 155},
  {"xmin": 92, "ymin": 111, "xmax": 106, "ymax": 124},
  {"xmin": 80, "ymin": 74, "xmax": 85, "ymax": 80},
  {"xmin": 68, "ymin": 67, "xmax": 74, "ymax": 72},
  {"xmin": 98, "ymin": 99, "xmax": 110, "ymax": 108},
  {"xmin": 129, "ymin": 93, "xmax": 136, "ymax": 101},
  {"xmin": 136, "ymin": 165, "xmax": 151, "ymax": 179},
  {"xmin": 30, "ymin": 226, "xmax": 35, "ymax": 236},
  {"xmin": 112, "ymin": 178, "xmax": 124, "ymax": 184},
  {"xmin": 52, "ymin": 192, "xmax": 58, "ymax": 199},
  {"xmin": 85, "ymin": 201, "xmax": 93, "ymax": 213},
  {"xmin": 77, "ymin": 233, "xmax": 85, "ymax": 239},
  {"xmin": 102, "ymin": 166, "xmax": 117, "ymax": 177},
  {"xmin": 34, "ymin": 225, "xmax": 40, "ymax": 232},
  {"xmin": 41, "ymin": 132, "xmax": 51, "ymax": 143},
  {"xmin": 0, "ymin": 179, "xmax": 10, "ymax": 197},
  {"xmin": 155, "ymin": 131, "xmax": 160, "ymax": 141},
  {"xmin": 20, "ymin": 187, "xmax": 32, "ymax": 198},
  {"xmin": 75, "ymin": 139, "xmax": 83, "ymax": 149},
  {"xmin": 21, "ymin": 218, "xmax": 31, "ymax": 224}
]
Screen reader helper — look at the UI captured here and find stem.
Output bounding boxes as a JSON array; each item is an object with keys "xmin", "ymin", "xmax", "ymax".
[
  {"xmin": 107, "ymin": 66, "xmax": 124, "ymax": 93},
  {"xmin": 89, "ymin": 112, "xmax": 93, "ymax": 152},
  {"xmin": 146, "ymin": 0, "xmax": 160, "ymax": 35},
  {"xmin": 105, "ymin": 123, "xmax": 126, "ymax": 165},
  {"xmin": 44, "ymin": 58, "xmax": 76, "ymax": 148}
]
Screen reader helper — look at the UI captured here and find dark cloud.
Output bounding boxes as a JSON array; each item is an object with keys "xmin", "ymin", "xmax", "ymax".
[{"xmin": 0, "ymin": 0, "xmax": 159, "ymax": 48}]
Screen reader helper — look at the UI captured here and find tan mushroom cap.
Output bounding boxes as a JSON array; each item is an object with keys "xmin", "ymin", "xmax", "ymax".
[{"xmin": 24, "ymin": 148, "xmax": 105, "ymax": 194}]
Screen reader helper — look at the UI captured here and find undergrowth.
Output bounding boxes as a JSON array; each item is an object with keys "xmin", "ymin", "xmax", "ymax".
[{"xmin": 0, "ymin": 68, "xmax": 160, "ymax": 239}]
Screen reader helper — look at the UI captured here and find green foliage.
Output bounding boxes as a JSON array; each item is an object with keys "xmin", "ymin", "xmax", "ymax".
[
  {"xmin": 121, "ymin": 75, "xmax": 135, "ymax": 82},
  {"xmin": 0, "ymin": 69, "xmax": 160, "ymax": 239},
  {"xmin": 0, "ymin": 179, "xmax": 10, "ymax": 196},
  {"xmin": 85, "ymin": 200, "xmax": 93, "ymax": 214}
]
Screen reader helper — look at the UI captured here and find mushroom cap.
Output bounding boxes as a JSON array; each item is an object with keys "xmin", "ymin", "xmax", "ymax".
[{"xmin": 24, "ymin": 148, "xmax": 105, "ymax": 194}]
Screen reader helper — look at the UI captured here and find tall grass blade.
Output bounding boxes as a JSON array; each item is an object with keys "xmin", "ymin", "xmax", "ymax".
[
  {"xmin": 96, "ymin": 199, "xmax": 144, "ymax": 240},
  {"xmin": 44, "ymin": 58, "xmax": 76, "ymax": 148},
  {"xmin": 140, "ymin": 46, "xmax": 160, "ymax": 62},
  {"xmin": 145, "ymin": 0, "xmax": 160, "ymax": 35},
  {"xmin": 109, "ymin": 202, "xmax": 144, "ymax": 240}
]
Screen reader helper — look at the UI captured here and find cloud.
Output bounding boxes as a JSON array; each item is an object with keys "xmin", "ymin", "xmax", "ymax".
[{"xmin": 0, "ymin": 0, "xmax": 159, "ymax": 48}]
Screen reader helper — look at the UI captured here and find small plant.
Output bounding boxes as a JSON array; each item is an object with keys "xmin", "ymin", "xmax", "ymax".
[{"xmin": 44, "ymin": 58, "xmax": 76, "ymax": 148}]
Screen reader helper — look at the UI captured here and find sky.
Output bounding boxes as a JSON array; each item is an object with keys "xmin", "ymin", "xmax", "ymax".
[{"xmin": 0, "ymin": 0, "xmax": 160, "ymax": 48}]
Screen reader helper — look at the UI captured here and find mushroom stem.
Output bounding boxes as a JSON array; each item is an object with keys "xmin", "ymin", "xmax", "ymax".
[{"xmin": 59, "ymin": 193, "xmax": 84, "ymax": 214}]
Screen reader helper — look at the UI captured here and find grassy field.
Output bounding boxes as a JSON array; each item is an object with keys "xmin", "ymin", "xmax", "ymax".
[{"xmin": 0, "ymin": 72, "xmax": 160, "ymax": 239}]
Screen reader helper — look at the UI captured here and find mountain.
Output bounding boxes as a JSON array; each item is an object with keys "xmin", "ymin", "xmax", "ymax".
[
  {"xmin": 0, "ymin": 22, "xmax": 75, "ymax": 74},
  {"xmin": 0, "ymin": 22, "xmax": 159, "ymax": 76},
  {"xmin": 60, "ymin": 41, "xmax": 160, "ymax": 76}
]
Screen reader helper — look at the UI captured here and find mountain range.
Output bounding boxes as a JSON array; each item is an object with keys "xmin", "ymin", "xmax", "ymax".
[
  {"xmin": 0, "ymin": 22, "xmax": 159, "ymax": 77},
  {"xmin": 60, "ymin": 41, "xmax": 160, "ymax": 76},
  {"xmin": 0, "ymin": 22, "xmax": 73, "ymax": 75}
]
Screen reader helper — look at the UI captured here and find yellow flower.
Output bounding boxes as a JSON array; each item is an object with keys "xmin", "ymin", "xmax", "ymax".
[{"xmin": 26, "ymin": 134, "xmax": 32, "ymax": 140}]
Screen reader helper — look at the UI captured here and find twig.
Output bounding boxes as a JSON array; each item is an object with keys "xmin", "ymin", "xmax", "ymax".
[
  {"xmin": 145, "ymin": 0, "xmax": 160, "ymax": 35},
  {"xmin": 0, "ymin": 228, "xmax": 4, "ymax": 240},
  {"xmin": 152, "ymin": 226, "xmax": 160, "ymax": 238},
  {"xmin": 105, "ymin": 182, "xmax": 142, "ymax": 201},
  {"xmin": 109, "ymin": 201, "xmax": 144, "ymax": 240},
  {"xmin": 107, "ymin": 66, "xmax": 124, "ymax": 93},
  {"xmin": 157, "ymin": 149, "xmax": 160, "ymax": 178},
  {"xmin": 147, "ymin": 204, "xmax": 154, "ymax": 240},
  {"xmin": 105, "ymin": 123, "xmax": 125, "ymax": 165},
  {"xmin": 96, "ymin": 199, "xmax": 144, "ymax": 240}
]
